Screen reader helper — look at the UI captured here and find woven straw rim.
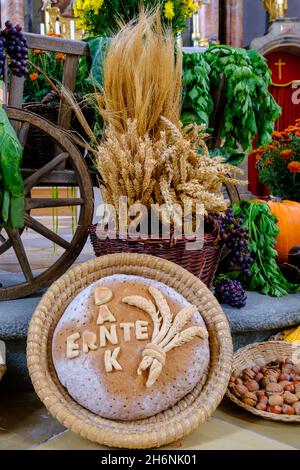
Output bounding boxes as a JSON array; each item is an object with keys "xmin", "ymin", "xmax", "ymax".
[
  {"xmin": 27, "ymin": 253, "xmax": 233, "ymax": 448},
  {"xmin": 226, "ymin": 341, "xmax": 300, "ymax": 423}
]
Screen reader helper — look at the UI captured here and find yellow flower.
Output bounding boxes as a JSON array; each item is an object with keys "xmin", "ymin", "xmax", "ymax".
[
  {"xmin": 74, "ymin": 0, "xmax": 103, "ymax": 17},
  {"xmin": 164, "ymin": 1, "xmax": 175, "ymax": 20},
  {"xmin": 183, "ymin": 0, "xmax": 197, "ymax": 16}
]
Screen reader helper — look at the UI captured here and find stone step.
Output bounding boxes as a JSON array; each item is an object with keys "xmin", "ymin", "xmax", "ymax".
[{"xmin": 1, "ymin": 274, "xmax": 300, "ymax": 388}]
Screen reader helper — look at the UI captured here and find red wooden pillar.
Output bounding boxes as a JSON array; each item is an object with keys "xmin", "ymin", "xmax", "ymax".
[
  {"xmin": 198, "ymin": 0, "xmax": 219, "ymax": 41},
  {"xmin": 225, "ymin": 0, "xmax": 244, "ymax": 47}
]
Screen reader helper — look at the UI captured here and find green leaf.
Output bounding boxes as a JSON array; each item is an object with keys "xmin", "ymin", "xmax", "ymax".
[{"xmin": 86, "ymin": 36, "xmax": 111, "ymax": 88}]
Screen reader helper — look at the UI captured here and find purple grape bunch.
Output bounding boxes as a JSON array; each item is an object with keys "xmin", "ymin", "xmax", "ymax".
[
  {"xmin": 0, "ymin": 34, "xmax": 6, "ymax": 79},
  {"xmin": 0, "ymin": 21, "xmax": 29, "ymax": 77},
  {"xmin": 213, "ymin": 207, "xmax": 253, "ymax": 276},
  {"xmin": 215, "ymin": 278, "xmax": 247, "ymax": 309}
]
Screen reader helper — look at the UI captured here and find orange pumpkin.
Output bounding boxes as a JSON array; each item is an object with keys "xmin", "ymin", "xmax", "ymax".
[{"xmin": 265, "ymin": 200, "xmax": 300, "ymax": 263}]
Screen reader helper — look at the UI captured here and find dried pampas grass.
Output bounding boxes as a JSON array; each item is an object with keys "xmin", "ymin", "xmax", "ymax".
[{"xmin": 98, "ymin": 9, "xmax": 182, "ymax": 138}]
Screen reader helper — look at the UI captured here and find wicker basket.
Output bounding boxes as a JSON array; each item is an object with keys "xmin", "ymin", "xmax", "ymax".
[
  {"xmin": 226, "ymin": 341, "xmax": 300, "ymax": 423},
  {"xmin": 89, "ymin": 224, "xmax": 221, "ymax": 288},
  {"xmin": 27, "ymin": 253, "xmax": 233, "ymax": 448},
  {"xmin": 22, "ymin": 102, "xmax": 59, "ymax": 168}
]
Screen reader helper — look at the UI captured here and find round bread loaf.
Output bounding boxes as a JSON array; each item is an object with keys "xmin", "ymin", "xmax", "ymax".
[{"xmin": 52, "ymin": 274, "xmax": 210, "ymax": 421}]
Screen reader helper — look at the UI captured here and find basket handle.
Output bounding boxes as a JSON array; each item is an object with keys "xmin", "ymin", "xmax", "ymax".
[{"xmin": 224, "ymin": 181, "xmax": 241, "ymax": 206}]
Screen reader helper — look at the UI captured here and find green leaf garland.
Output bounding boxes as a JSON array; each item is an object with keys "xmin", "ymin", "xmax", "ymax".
[{"xmin": 233, "ymin": 200, "xmax": 299, "ymax": 297}]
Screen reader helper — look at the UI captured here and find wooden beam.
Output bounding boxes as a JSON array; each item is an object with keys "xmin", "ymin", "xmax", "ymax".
[
  {"xmin": 24, "ymin": 32, "xmax": 89, "ymax": 56},
  {"xmin": 58, "ymin": 54, "xmax": 79, "ymax": 133}
]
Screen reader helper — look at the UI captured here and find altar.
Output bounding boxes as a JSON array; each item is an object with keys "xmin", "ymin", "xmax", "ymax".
[{"xmin": 249, "ymin": 17, "xmax": 300, "ymax": 195}]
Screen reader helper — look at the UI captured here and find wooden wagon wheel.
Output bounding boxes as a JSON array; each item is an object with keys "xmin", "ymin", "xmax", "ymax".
[{"xmin": 0, "ymin": 108, "xmax": 94, "ymax": 300}]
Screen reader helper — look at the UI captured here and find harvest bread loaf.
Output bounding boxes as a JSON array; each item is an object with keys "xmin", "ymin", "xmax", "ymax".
[{"xmin": 52, "ymin": 274, "xmax": 210, "ymax": 421}]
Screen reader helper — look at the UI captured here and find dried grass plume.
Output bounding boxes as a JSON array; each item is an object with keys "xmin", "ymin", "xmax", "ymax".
[{"xmin": 98, "ymin": 9, "xmax": 182, "ymax": 138}]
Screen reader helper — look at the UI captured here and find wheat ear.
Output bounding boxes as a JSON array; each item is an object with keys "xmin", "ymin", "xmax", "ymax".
[
  {"xmin": 122, "ymin": 295, "xmax": 161, "ymax": 339},
  {"xmin": 159, "ymin": 305, "xmax": 197, "ymax": 348},
  {"xmin": 148, "ymin": 286, "xmax": 172, "ymax": 343},
  {"xmin": 164, "ymin": 326, "xmax": 208, "ymax": 352}
]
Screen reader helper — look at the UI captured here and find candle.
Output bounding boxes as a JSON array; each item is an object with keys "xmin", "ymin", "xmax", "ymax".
[
  {"xmin": 70, "ymin": 20, "xmax": 75, "ymax": 40},
  {"xmin": 177, "ymin": 33, "xmax": 182, "ymax": 48},
  {"xmin": 193, "ymin": 13, "xmax": 199, "ymax": 34},
  {"xmin": 55, "ymin": 21, "xmax": 60, "ymax": 35},
  {"xmin": 40, "ymin": 22, "xmax": 45, "ymax": 35}
]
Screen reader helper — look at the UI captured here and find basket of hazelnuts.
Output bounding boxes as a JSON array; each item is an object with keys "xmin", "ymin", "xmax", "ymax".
[{"xmin": 227, "ymin": 341, "xmax": 300, "ymax": 422}]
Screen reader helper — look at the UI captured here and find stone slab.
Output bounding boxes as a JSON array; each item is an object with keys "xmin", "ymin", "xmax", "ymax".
[
  {"xmin": 0, "ymin": 293, "xmax": 43, "ymax": 340},
  {"xmin": 222, "ymin": 291, "xmax": 300, "ymax": 332}
]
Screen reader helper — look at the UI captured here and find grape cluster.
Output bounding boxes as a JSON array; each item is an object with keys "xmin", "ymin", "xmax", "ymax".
[
  {"xmin": 0, "ymin": 21, "xmax": 28, "ymax": 77},
  {"xmin": 0, "ymin": 35, "xmax": 6, "ymax": 79},
  {"xmin": 213, "ymin": 207, "xmax": 253, "ymax": 276},
  {"xmin": 215, "ymin": 278, "xmax": 247, "ymax": 309}
]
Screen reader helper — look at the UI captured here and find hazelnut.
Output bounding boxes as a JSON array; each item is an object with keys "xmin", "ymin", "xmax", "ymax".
[
  {"xmin": 236, "ymin": 377, "xmax": 243, "ymax": 385},
  {"xmin": 282, "ymin": 364, "xmax": 293, "ymax": 374},
  {"xmin": 278, "ymin": 373, "xmax": 291, "ymax": 382},
  {"xmin": 255, "ymin": 372, "xmax": 264, "ymax": 382},
  {"xmin": 283, "ymin": 391, "xmax": 298, "ymax": 405},
  {"xmin": 265, "ymin": 383, "xmax": 283, "ymax": 396},
  {"xmin": 292, "ymin": 402, "xmax": 300, "ymax": 416},
  {"xmin": 245, "ymin": 380, "xmax": 260, "ymax": 392},
  {"xmin": 258, "ymin": 397, "xmax": 269, "ymax": 407},
  {"xmin": 257, "ymin": 390, "xmax": 266, "ymax": 399},
  {"xmin": 262, "ymin": 376, "xmax": 277, "ymax": 388},
  {"xmin": 293, "ymin": 365, "xmax": 300, "ymax": 375},
  {"xmin": 282, "ymin": 404, "xmax": 295, "ymax": 416},
  {"xmin": 256, "ymin": 402, "xmax": 267, "ymax": 411},
  {"xmin": 279, "ymin": 380, "xmax": 290, "ymax": 389},
  {"xmin": 243, "ymin": 368, "xmax": 256, "ymax": 381},
  {"xmin": 295, "ymin": 384, "xmax": 300, "ymax": 395},
  {"xmin": 268, "ymin": 395, "xmax": 284, "ymax": 407},
  {"xmin": 265, "ymin": 368, "xmax": 280, "ymax": 379},
  {"xmin": 252, "ymin": 366, "xmax": 260, "ymax": 374},
  {"xmin": 283, "ymin": 383, "xmax": 295, "ymax": 393},
  {"xmin": 233, "ymin": 384, "xmax": 248, "ymax": 398},
  {"xmin": 260, "ymin": 367, "xmax": 267, "ymax": 374},
  {"xmin": 242, "ymin": 392, "xmax": 258, "ymax": 407},
  {"xmin": 285, "ymin": 359, "xmax": 294, "ymax": 365},
  {"xmin": 267, "ymin": 405, "xmax": 282, "ymax": 414}
]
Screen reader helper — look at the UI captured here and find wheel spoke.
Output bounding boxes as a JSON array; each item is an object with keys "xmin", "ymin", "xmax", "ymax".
[
  {"xmin": 24, "ymin": 214, "xmax": 72, "ymax": 250},
  {"xmin": 24, "ymin": 152, "xmax": 69, "ymax": 193},
  {"xmin": 18, "ymin": 122, "xmax": 30, "ymax": 147},
  {"xmin": 25, "ymin": 197, "xmax": 83, "ymax": 210},
  {"xmin": 0, "ymin": 238, "xmax": 11, "ymax": 255},
  {"xmin": 6, "ymin": 228, "xmax": 34, "ymax": 281}
]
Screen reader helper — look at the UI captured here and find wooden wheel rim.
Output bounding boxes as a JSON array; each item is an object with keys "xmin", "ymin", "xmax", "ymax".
[{"xmin": 0, "ymin": 108, "xmax": 94, "ymax": 300}]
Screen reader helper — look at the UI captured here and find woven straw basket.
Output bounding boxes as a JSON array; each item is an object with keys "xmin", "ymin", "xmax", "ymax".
[
  {"xmin": 227, "ymin": 341, "xmax": 300, "ymax": 423},
  {"xmin": 89, "ymin": 225, "xmax": 221, "ymax": 288},
  {"xmin": 27, "ymin": 253, "xmax": 233, "ymax": 449}
]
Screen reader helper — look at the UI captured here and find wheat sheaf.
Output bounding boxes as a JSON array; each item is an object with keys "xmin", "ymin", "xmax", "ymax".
[{"xmin": 122, "ymin": 286, "xmax": 208, "ymax": 387}]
